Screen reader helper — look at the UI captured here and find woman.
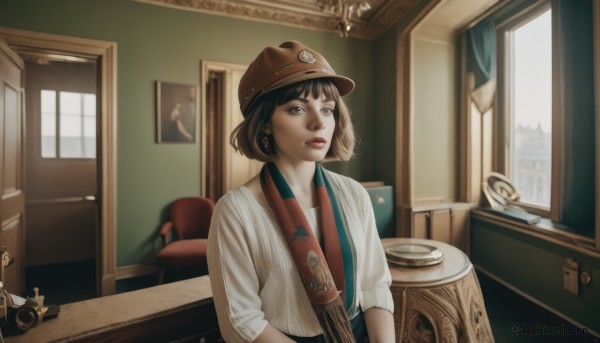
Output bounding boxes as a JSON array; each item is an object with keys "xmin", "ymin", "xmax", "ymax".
[{"xmin": 207, "ymin": 41, "xmax": 395, "ymax": 343}]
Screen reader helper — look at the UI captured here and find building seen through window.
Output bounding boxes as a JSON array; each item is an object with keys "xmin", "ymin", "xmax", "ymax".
[{"xmin": 508, "ymin": 9, "xmax": 552, "ymax": 209}]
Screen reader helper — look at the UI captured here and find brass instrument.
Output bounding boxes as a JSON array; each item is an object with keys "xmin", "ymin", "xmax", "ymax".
[{"xmin": 0, "ymin": 248, "xmax": 56, "ymax": 340}]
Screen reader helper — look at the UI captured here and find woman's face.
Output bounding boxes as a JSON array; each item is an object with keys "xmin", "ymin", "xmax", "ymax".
[{"xmin": 265, "ymin": 93, "xmax": 336, "ymax": 164}]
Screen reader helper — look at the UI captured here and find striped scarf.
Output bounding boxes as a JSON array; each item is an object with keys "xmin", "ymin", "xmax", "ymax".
[{"xmin": 260, "ymin": 162, "xmax": 356, "ymax": 343}]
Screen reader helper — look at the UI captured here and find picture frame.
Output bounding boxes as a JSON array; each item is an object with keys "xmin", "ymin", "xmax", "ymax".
[{"xmin": 156, "ymin": 81, "xmax": 197, "ymax": 143}]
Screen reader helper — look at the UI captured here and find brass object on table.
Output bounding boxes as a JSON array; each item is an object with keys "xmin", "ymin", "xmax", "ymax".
[
  {"xmin": 385, "ymin": 243, "xmax": 444, "ymax": 267},
  {"xmin": 0, "ymin": 247, "xmax": 52, "ymax": 339}
]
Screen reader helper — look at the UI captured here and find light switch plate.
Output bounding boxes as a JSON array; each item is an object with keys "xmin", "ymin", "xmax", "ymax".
[{"xmin": 563, "ymin": 258, "xmax": 579, "ymax": 295}]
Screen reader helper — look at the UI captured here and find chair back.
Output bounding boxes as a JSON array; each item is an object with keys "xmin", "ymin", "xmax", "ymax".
[{"xmin": 170, "ymin": 197, "xmax": 215, "ymax": 240}]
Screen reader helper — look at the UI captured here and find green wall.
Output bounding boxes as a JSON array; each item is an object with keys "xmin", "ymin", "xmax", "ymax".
[
  {"xmin": 0, "ymin": 0, "xmax": 388, "ymax": 266},
  {"xmin": 413, "ymin": 38, "xmax": 455, "ymax": 202},
  {"xmin": 371, "ymin": 29, "xmax": 397, "ymax": 186},
  {"xmin": 371, "ymin": 0, "xmax": 447, "ymax": 188},
  {"xmin": 471, "ymin": 216, "xmax": 600, "ymax": 335}
]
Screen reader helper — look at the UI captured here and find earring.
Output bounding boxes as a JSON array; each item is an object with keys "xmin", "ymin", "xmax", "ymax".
[{"xmin": 262, "ymin": 135, "xmax": 270, "ymax": 152}]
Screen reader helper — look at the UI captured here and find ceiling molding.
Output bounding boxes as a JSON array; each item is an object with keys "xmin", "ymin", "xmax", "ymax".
[{"xmin": 134, "ymin": 0, "xmax": 421, "ymax": 39}]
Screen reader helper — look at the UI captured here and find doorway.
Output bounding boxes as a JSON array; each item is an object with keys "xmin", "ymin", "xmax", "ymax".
[
  {"xmin": 0, "ymin": 27, "xmax": 117, "ymax": 299},
  {"xmin": 201, "ymin": 61, "xmax": 262, "ymax": 201},
  {"xmin": 23, "ymin": 56, "xmax": 98, "ymax": 304}
]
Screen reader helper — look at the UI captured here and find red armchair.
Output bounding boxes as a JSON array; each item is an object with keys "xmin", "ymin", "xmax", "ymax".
[{"xmin": 156, "ymin": 197, "xmax": 215, "ymax": 284}]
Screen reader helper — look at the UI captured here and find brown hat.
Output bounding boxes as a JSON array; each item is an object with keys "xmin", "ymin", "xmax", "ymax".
[{"xmin": 238, "ymin": 40, "xmax": 355, "ymax": 115}]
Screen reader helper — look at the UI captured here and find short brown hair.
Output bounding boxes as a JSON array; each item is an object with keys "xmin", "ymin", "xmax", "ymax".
[{"xmin": 230, "ymin": 78, "xmax": 355, "ymax": 162}]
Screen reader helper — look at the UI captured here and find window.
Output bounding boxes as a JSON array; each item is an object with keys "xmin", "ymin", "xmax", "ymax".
[
  {"xmin": 41, "ymin": 90, "xmax": 96, "ymax": 159},
  {"xmin": 494, "ymin": 0, "xmax": 596, "ymax": 238},
  {"xmin": 507, "ymin": 9, "xmax": 552, "ymax": 211}
]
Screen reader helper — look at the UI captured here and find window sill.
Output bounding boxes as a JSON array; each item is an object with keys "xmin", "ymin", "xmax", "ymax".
[{"xmin": 471, "ymin": 208, "xmax": 600, "ymax": 259}]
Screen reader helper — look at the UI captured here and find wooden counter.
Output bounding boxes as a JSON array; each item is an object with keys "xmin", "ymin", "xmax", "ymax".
[{"xmin": 5, "ymin": 275, "xmax": 220, "ymax": 343}]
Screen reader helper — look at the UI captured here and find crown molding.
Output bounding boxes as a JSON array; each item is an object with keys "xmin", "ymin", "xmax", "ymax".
[{"xmin": 134, "ymin": 0, "xmax": 420, "ymax": 39}]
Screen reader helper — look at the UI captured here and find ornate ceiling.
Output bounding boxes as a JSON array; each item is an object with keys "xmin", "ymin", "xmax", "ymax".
[{"xmin": 135, "ymin": 0, "xmax": 421, "ymax": 39}]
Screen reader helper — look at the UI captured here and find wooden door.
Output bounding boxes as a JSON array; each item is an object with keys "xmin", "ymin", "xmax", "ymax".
[
  {"xmin": 202, "ymin": 61, "xmax": 262, "ymax": 200},
  {"xmin": 451, "ymin": 206, "xmax": 470, "ymax": 254},
  {"xmin": 412, "ymin": 211, "xmax": 429, "ymax": 239},
  {"xmin": 0, "ymin": 27, "xmax": 118, "ymax": 297},
  {"xmin": 0, "ymin": 38, "xmax": 24, "ymax": 294},
  {"xmin": 430, "ymin": 209, "xmax": 452, "ymax": 244}
]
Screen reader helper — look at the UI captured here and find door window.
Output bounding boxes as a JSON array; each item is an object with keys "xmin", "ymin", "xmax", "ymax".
[{"xmin": 41, "ymin": 90, "xmax": 96, "ymax": 158}]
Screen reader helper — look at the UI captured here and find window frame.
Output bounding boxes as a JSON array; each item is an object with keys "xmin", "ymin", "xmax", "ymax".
[
  {"xmin": 595, "ymin": 0, "xmax": 600, "ymax": 250},
  {"xmin": 462, "ymin": 0, "xmax": 600, "ymax": 251},
  {"xmin": 495, "ymin": 0, "xmax": 560, "ymax": 221}
]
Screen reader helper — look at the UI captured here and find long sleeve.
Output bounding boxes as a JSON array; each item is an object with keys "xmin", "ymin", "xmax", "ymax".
[
  {"xmin": 356, "ymin": 185, "xmax": 394, "ymax": 313},
  {"xmin": 324, "ymin": 171, "xmax": 394, "ymax": 314},
  {"xmin": 207, "ymin": 197, "xmax": 268, "ymax": 342}
]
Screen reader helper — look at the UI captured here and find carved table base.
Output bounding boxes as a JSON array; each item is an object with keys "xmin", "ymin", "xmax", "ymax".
[
  {"xmin": 392, "ymin": 269, "xmax": 494, "ymax": 342},
  {"xmin": 382, "ymin": 238, "xmax": 494, "ymax": 343}
]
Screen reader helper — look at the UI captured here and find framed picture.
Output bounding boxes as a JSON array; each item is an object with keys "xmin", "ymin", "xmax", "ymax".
[{"xmin": 156, "ymin": 81, "xmax": 197, "ymax": 143}]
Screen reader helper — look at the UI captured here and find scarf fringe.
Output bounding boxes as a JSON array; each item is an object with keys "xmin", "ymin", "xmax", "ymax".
[{"xmin": 314, "ymin": 296, "xmax": 356, "ymax": 343}]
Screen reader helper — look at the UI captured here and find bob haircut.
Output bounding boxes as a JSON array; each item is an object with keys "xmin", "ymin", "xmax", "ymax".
[{"xmin": 230, "ymin": 78, "xmax": 356, "ymax": 162}]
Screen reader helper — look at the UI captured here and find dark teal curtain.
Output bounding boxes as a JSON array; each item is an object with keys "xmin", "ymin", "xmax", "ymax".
[
  {"xmin": 467, "ymin": 19, "xmax": 496, "ymax": 89},
  {"xmin": 557, "ymin": 0, "xmax": 595, "ymax": 235}
]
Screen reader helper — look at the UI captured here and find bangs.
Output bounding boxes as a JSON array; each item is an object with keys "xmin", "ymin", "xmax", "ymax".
[{"xmin": 271, "ymin": 78, "xmax": 340, "ymax": 107}]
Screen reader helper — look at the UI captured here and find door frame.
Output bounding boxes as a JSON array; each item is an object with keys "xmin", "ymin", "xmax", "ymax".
[
  {"xmin": 0, "ymin": 27, "xmax": 117, "ymax": 296},
  {"xmin": 200, "ymin": 60, "xmax": 247, "ymax": 198}
]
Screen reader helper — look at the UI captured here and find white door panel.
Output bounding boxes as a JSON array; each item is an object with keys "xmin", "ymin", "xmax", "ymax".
[{"xmin": 0, "ymin": 37, "xmax": 25, "ymax": 294}]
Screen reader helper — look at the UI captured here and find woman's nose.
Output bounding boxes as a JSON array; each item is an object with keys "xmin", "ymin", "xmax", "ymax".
[{"xmin": 309, "ymin": 112, "xmax": 326, "ymax": 131}]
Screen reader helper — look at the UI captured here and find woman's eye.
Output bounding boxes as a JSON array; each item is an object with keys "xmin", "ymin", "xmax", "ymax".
[
  {"xmin": 322, "ymin": 107, "xmax": 334, "ymax": 115},
  {"xmin": 288, "ymin": 106, "xmax": 305, "ymax": 114}
]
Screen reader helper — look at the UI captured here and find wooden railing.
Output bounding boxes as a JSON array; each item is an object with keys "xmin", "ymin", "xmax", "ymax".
[{"xmin": 5, "ymin": 275, "xmax": 221, "ymax": 342}]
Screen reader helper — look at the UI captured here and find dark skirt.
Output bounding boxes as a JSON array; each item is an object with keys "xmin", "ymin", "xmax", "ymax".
[{"xmin": 285, "ymin": 310, "xmax": 368, "ymax": 343}]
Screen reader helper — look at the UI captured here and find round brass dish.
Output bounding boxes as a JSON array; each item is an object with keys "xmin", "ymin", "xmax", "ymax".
[{"xmin": 385, "ymin": 243, "xmax": 444, "ymax": 267}]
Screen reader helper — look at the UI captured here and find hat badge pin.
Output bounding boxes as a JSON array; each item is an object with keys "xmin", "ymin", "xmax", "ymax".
[{"xmin": 298, "ymin": 50, "xmax": 316, "ymax": 64}]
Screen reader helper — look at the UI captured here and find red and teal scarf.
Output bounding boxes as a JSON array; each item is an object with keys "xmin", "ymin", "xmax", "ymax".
[{"xmin": 260, "ymin": 162, "xmax": 356, "ymax": 342}]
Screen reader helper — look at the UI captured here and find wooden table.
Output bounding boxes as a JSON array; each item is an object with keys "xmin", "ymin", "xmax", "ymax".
[{"xmin": 382, "ymin": 238, "xmax": 494, "ymax": 343}]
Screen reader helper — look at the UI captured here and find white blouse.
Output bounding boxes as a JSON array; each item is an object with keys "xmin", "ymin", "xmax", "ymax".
[{"xmin": 207, "ymin": 170, "xmax": 393, "ymax": 342}]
